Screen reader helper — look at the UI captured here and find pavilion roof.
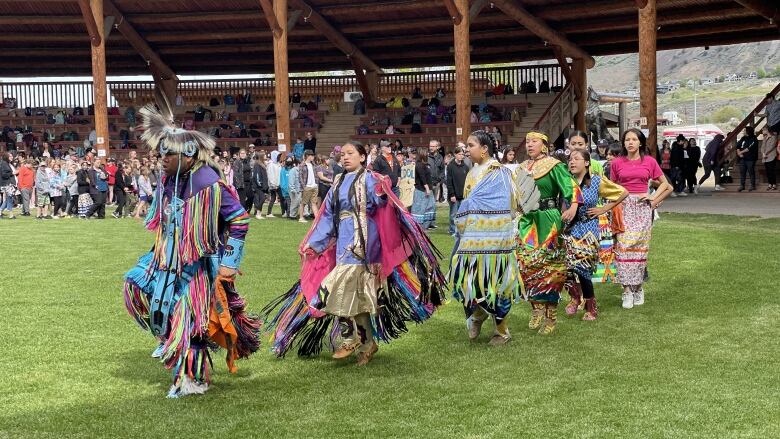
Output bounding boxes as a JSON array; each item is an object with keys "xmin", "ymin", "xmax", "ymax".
[{"xmin": 0, "ymin": 0, "xmax": 777, "ymax": 77}]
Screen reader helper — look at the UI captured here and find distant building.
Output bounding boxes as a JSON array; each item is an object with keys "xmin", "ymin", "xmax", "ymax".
[
  {"xmin": 748, "ymin": 71, "xmax": 758, "ymax": 79},
  {"xmin": 662, "ymin": 111, "xmax": 683, "ymax": 125},
  {"xmin": 701, "ymin": 78, "xmax": 715, "ymax": 85}
]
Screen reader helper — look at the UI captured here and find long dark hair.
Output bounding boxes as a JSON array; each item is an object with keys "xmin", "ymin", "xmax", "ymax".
[
  {"xmin": 621, "ymin": 128, "xmax": 649, "ymax": 158},
  {"xmin": 416, "ymin": 147, "xmax": 429, "ymax": 165},
  {"xmin": 329, "ymin": 141, "xmax": 369, "ymax": 269},
  {"xmin": 500, "ymin": 146, "xmax": 516, "ymax": 164},
  {"xmin": 470, "ymin": 129, "xmax": 497, "ymax": 157}
]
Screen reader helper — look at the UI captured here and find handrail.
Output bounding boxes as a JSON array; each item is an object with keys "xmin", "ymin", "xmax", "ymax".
[
  {"xmin": 533, "ymin": 82, "xmax": 573, "ymax": 130},
  {"xmin": 721, "ymin": 81, "xmax": 780, "ymax": 162},
  {"xmin": 1, "ymin": 64, "xmax": 568, "ymax": 109}
]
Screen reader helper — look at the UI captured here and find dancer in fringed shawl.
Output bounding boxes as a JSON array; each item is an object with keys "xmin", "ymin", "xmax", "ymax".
[
  {"xmin": 261, "ymin": 142, "xmax": 445, "ymax": 365},
  {"xmin": 518, "ymin": 131, "xmax": 582, "ymax": 335},
  {"xmin": 123, "ymin": 105, "xmax": 259, "ymax": 398},
  {"xmin": 609, "ymin": 128, "xmax": 672, "ymax": 309},
  {"xmin": 449, "ymin": 130, "xmax": 539, "ymax": 346},
  {"xmin": 561, "ymin": 150, "xmax": 628, "ymax": 321}
]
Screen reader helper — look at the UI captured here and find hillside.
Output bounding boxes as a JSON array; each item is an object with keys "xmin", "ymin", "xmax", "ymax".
[{"xmin": 590, "ymin": 41, "xmax": 780, "ymax": 131}]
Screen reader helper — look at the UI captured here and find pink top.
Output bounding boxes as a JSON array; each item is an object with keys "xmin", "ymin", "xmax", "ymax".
[{"xmin": 610, "ymin": 156, "xmax": 663, "ymax": 194}]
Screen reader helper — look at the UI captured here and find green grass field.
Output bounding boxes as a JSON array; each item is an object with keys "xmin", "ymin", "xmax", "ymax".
[{"xmin": 1, "ymin": 208, "xmax": 778, "ymax": 438}]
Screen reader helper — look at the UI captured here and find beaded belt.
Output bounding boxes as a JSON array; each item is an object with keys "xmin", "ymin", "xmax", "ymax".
[{"xmin": 538, "ymin": 197, "xmax": 560, "ymax": 211}]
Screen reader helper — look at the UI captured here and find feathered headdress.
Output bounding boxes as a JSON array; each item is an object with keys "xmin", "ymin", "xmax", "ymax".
[{"xmin": 139, "ymin": 104, "xmax": 216, "ymax": 162}]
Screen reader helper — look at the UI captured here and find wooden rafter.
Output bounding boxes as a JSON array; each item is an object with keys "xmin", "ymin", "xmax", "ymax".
[
  {"xmin": 259, "ymin": 0, "xmax": 283, "ymax": 38},
  {"xmin": 635, "ymin": 0, "xmax": 648, "ymax": 8},
  {"xmin": 551, "ymin": 45, "xmax": 573, "ymax": 84},
  {"xmin": 733, "ymin": 0, "xmax": 780, "ymax": 28},
  {"xmin": 442, "ymin": 0, "xmax": 463, "ymax": 25},
  {"xmin": 490, "ymin": 0, "xmax": 595, "ymax": 68},
  {"xmin": 470, "ymin": 0, "xmax": 491, "ymax": 20},
  {"xmin": 76, "ymin": 0, "xmax": 101, "ymax": 46},
  {"xmin": 103, "ymin": 0, "xmax": 177, "ymax": 81},
  {"xmin": 287, "ymin": 0, "xmax": 383, "ymax": 73},
  {"xmin": 288, "ymin": 9, "xmax": 303, "ymax": 32}
]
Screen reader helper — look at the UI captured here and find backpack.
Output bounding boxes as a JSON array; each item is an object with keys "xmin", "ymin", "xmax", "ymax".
[
  {"xmin": 224, "ymin": 95, "xmax": 235, "ymax": 105},
  {"xmin": 401, "ymin": 97, "xmax": 410, "ymax": 108},
  {"xmin": 46, "ymin": 114, "xmax": 55, "ymax": 124},
  {"xmin": 24, "ymin": 107, "xmax": 32, "ymax": 116},
  {"xmin": 73, "ymin": 107, "xmax": 84, "ymax": 116},
  {"xmin": 358, "ymin": 124, "xmax": 369, "ymax": 135},
  {"xmin": 442, "ymin": 112, "xmax": 452, "ymax": 123},
  {"xmin": 425, "ymin": 113, "xmax": 437, "ymax": 124},
  {"xmin": 306, "ymin": 101, "xmax": 318, "ymax": 111},
  {"xmin": 539, "ymin": 80, "xmax": 550, "ymax": 93},
  {"xmin": 236, "ymin": 94, "xmax": 245, "ymax": 105},
  {"xmin": 401, "ymin": 114, "xmax": 413, "ymax": 125},
  {"xmin": 412, "ymin": 87, "xmax": 423, "ymax": 99},
  {"xmin": 209, "ymin": 97, "xmax": 220, "ymax": 107},
  {"xmin": 292, "ymin": 92, "xmax": 301, "ymax": 103},
  {"xmin": 303, "ymin": 117, "xmax": 313, "ymax": 128},
  {"xmin": 410, "ymin": 123, "xmax": 422, "ymax": 133}
]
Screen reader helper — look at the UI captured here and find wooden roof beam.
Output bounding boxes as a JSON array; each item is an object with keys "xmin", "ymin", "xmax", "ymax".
[
  {"xmin": 103, "ymin": 0, "xmax": 177, "ymax": 81},
  {"xmin": 470, "ymin": 0, "xmax": 491, "ymax": 20},
  {"xmin": 258, "ymin": 0, "xmax": 283, "ymax": 37},
  {"xmin": 635, "ymin": 0, "xmax": 648, "ymax": 8},
  {"xmin": 442, "ymin": 0, "xmax": 463, "ymax": 25},
  {"xmin": 287, "ymin": 0, "xmax": 383, "ymax": 73},
  {"xmin": 733, "ymin": 0, "xmax": 780, "ymax": 28},
  {"xmin": 490, "ymin": 0, "xmax": 596, "ymax": 68},
  {"xmin": 76, "ymin": 0, "xmax": 102, "ymax": 46},
  {"xmin": 288, "ymin": 10, "xmax": 303, "ymax": 32}
]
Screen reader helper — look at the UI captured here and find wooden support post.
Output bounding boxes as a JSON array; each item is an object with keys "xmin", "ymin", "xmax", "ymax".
[
  {"xmin": 454, "ymin": 0, "xmax": 470, "ymax": 144},
  {"xmin": 273, "ymin": 0, "xmax": 291, "ymax": 155},
  {"xmin": 89, "ymin": 0, "xmax": 109, "ymax": 159},
  {"xmin": 639, "ymin": 0, "xmax": 658, "ymax": 156},
  {"xmin": 552, "ymin": 45, "xmax": 572, "ymax": 84},
  {"xmin": 619, "ymin": 102, "xmax": 628, "ymax": 139},
  {"xmin": 572, "ymin": 58, "xmax": 587, "ymax": 132}
]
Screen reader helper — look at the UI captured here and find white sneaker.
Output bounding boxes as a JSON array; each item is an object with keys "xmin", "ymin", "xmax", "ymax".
[
  {"xmin": 255, "ymin": 214, "xmax": 265, "ymax": 220},
  {"xmin": 679, "ymin": 191, "xmax": 688, "ymax": 197},
  {"xmin": 267, "ymin": 213, "xmax": 276, "ymax": 218},
  {"xmin": 298, "ymin": 218, "xmax": 308, "ymax": 223},
  {"xmin": 633, "ymin": 289, "xmax": 645, "ymax": 306},
  {"xmin": 671, "ymin": 192, "xmax": 678, "ymax": 198},
  {"xmin": 714, "ymin": 185, "xmax": 725, "ymax": 191},
  {"xmin": 622, "ymin": 291, "xmax": 634, "ymax": 309},
  {"xmin": 693, "ymin": 185, "xmax": 699, "ymax": 194}
]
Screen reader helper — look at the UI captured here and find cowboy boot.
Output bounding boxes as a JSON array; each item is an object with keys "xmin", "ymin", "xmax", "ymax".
[
  {"xmin": 528, "ymin": 302, "xmax": 545, "ymax": 330},
  {"xmin": 582, "ymin": 298, "xmax": 598, "ymax": 321},
  {"xmin": 538, "ymin": 303, "xmax": 557, "ymax": 335}
]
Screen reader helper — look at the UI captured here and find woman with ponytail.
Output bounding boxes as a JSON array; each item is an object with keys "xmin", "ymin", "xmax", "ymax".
[
  {"xmin": 449, "ymin": 130, "xmax": 538, "ymax": 345},
  {"xmin": 262, "ymin": 141, "xmax": 445, "ymax": 365}
]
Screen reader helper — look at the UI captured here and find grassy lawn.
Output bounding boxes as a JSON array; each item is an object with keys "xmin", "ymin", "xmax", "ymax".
[{"xmin": 1, "ymin": 208, "xmax": 778, "ymax": 438}]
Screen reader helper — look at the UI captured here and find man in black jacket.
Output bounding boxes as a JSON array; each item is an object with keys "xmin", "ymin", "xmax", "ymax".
[
  {"xmin": 670, "ymin": 135, "xmax": 686, "ymax": 196},
  {"xmin": 232, "ymin": 148, "xmax": 254, "ymax": 211},
  {"xmin": 736, "ymin": 126, "xmax": 759, "ymax": 192},
  {"xmin": 445, "ymin": 146, "xmax": 470, "ymax": 236},
  {"xmin": 372, "ymin": 140, "xmax": 401, "ymax": 195}
]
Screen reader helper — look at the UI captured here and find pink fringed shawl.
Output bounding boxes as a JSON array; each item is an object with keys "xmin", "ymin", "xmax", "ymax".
[{"xmin": 298, "ymin": 171, "xmax": 410, "ymax": 318}]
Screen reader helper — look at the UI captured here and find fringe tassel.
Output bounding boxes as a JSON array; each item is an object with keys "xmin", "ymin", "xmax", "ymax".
[
  {"xmin": 225, "ymin": 285, "xmax": 262, "ymax": 358},
  {"xmin": 123, "ymin": 282, "xmax": 150, "ymax": 330},
  {"xmin": 260, "ymin": 282, "xmax": 330, "ymax": 358},
  {"xmin": 171, "ymin": 341, "xmax": 211, "ymax": 388},
  {"xmin": 449, "ymin": 252, "xmax": 522, "ymax": 306},
  {"xmin": 148, "ymin": 183, "xmax": 222, "ymax": 273}
]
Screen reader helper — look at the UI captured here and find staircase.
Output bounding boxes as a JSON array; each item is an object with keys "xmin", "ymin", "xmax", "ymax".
[
  {"xmin": 718, "ymin": 81, "xmax": 780, "ymax": 193},
  {"xmin": 506, "ymin": 92, "xmax": 561, "ymax": 148},
  {"xmin": 316, "ymin": 102, "xmax": 361, "ymax": 153},
  {"xmin": 511, "ymin": 84, "xmax": 578, "ymax": 161}
]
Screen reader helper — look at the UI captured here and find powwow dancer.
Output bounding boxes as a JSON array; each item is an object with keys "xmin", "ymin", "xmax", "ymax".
[
  {"xmin": 123, "ymin": 106, "xmax": 260, "ymax": 398},
  {"xmin": 449, "ymin": 130, "xmax": 538, "ymax": 345},
  {"xmin": 261, "ymin": 142, "xmax": 445, "ymax": 365},
  {"xmin": 609, "ymin": 128, "xmax": 672, "ymax": 309},
  {"xmin": 518, "ymin": 131, "xmax": 582, "ymax": 335},
  {"xmin": 562, "ymin": 150, "xmax": 628, "ymax": 321}
]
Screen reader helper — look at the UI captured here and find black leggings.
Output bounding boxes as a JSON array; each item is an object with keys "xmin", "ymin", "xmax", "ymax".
[
  {"xmin": 51, "ymin": 196, "xmax": 66, "ymax": 216},
  {"xmin": 266, "ymin": 188, "xmax": 279, "ymax": 215},
  {"xmin": 67, "ymin": 194, "xmax": 78, "ymax": 215},
  {"xmin": 577, "ymin": 273, "xmax": 595, "ymax": 299}
]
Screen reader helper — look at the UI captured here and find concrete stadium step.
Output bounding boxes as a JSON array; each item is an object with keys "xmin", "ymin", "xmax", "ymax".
[{"xmin": 316, "ymin": 105, "xmax": 362, "ymax": 152}]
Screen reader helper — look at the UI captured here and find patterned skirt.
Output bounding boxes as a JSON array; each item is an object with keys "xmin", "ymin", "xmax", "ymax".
[
  {"xmin": 411, "ymin": 189, "xmax": 435, "ymax": 226},
  {"xmin": 593, "ymin": 213, "xmax": 618, "ymax": 283},
  {"xmin": 563, "ymin": 232, "xmax": 600, "ymax": 279},
  {"xmin": 77, "ymin": 193, "xmax": 93, "ymax": 216},
  {"xmin": 518, "ymin": 245, "xmax": 567, "ymax": 304},
  {"xmin": 615, "ymin": 196, "xmax": 653, "ymax": 285}
]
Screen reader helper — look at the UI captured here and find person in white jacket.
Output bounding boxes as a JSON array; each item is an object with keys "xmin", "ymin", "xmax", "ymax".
[{"xmin": 265, "ymin": 154, "xmax": 282, "ymax": 217}]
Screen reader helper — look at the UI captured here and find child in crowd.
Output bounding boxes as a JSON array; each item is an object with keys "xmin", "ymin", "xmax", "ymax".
[{"xmin": 35, "ymin": 162, "xmax": 51, "ymax": 219}]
